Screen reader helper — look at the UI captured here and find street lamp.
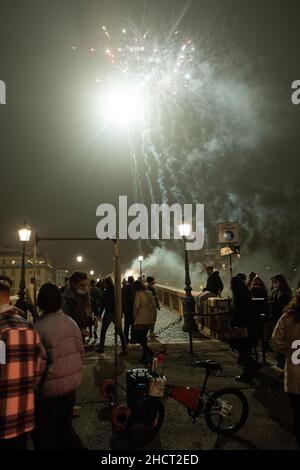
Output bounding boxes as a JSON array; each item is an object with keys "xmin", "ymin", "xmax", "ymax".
[
  {"xmin": 17, "ymin": 222, "xmax": 31, "ymax": 316},
  {"xmin": 90, "ymin": 270, "xmax": 95, "ymax": 276},
  {"xmin": 138, "ymin": 255, "xmax": 144, "ymax": 278},
  {"xmin": 76, "ymin": 255, "xmax": 83, "ymax": 263},
  {"xmin": 178, "ymin": 223, "xmax": 197, "ymax": 353}
]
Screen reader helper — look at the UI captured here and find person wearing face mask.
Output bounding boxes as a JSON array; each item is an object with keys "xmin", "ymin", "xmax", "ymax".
[{"xmin": 62, "ymin": 271, "xmax": 92, "ymax": 341}]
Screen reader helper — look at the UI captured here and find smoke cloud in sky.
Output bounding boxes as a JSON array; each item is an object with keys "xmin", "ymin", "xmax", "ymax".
[{"xmin": 124, "ymin": 245, "xmax": 299, "ymax": 293}]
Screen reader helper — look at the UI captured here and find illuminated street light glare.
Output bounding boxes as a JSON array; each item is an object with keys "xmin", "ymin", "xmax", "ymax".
[
  {"xmin": 90, "ymin": 270, "xmax": 95, "ymax": 276},
  {"xmin": 76, "ymin": 255, "xmax": 83, "ymax": 263},
  {"xmin": 178, "ymin": 223, "xmax": 191, "ymax": 237},
  {"xmin": 138, "ymin": 255, "xmax": 144, "ymax": 262},
  {"xmin": 18, "ymin": 224, "xmax": 31, "ymax": 242}
]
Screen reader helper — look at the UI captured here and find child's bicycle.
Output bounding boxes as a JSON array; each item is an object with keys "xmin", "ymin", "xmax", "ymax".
[{"xmin": 99, "ymin": 357, "xmax": 249, "ymax": 448}]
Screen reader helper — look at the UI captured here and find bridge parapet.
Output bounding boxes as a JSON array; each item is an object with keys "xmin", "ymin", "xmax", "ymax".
[{"xmin": 156, "ymin": 284, "xmax": 232, "ymax": 341}]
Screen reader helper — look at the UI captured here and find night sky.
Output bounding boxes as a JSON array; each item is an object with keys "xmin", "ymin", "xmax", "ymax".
[{"xmin": 0, "ymin": 0, "xmax": 300, "ymax": 283}]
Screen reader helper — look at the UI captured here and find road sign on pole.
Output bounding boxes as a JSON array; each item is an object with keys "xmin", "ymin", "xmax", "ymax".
[{"xmin": 217, "ymin": 222, "xmax": 240, "ymax": 245}]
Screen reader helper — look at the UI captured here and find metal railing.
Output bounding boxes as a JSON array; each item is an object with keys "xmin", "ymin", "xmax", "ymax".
[{"xmin": 156, "ymin": 284, "xmax": 232, "ymax": 341}]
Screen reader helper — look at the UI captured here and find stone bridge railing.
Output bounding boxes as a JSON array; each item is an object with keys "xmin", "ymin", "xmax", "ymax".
[{"xmin": 156, "ymin": 284, "xmax": 232, "ymax": 341}]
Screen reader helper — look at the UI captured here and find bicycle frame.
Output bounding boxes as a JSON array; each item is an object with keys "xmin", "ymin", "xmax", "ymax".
[{"xmin": 165, "ymin": 367, "xmax": 214, "ymax": 415}]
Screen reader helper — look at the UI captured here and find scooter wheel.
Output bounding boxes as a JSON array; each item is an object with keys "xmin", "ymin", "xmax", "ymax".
[
  {"xmin": 111, "ymin": 404, "xmax": 132, "ymax": 431},
  {"xmin": 99, "ymin": 378, "xmax": 116, "ymax": 399}
]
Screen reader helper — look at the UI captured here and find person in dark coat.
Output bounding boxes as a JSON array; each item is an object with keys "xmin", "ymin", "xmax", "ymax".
[
  {"xmin": 146, "ymin": 276, "xmax": 160, "ymax": 338},
  {"xmin": 236, "ymin": 273, "xmax": 247, "ymax": 284},
  {"xmin": 204, "ymin": 267, "xmax": 224, "ymax": 295},
  {"xmin": 269, "ymin": 274, "xmax": 292, "ymax": 323},
  {"xmin": 96, "ymin": 277, "xmax": 127, "ymax": 355},
  {"xmin": 250, "ymin": 276, "xmax": 269, "ymax": 299},
  {"xmin": 230, "ymin": 276, "xmax": 257, "ymax": 382},
  {"xmin": 246, "ymin": 272, "xmax": 256, "ymax": 289},
  {"xmin": 62, "ymin": 271, "xmax": 92, "ymax": 342},
  {"xmin": 122, "ymin": 276, "xmax": 135, "ymax": 343},
  {"xmin": 249, "ymin": 276, "xmax": 269, "ymax": 352},
  {"xmin": 196, "ymin": 267, "xmax": 223, "ymax": 313},
  {"xmin": 269, "ymin": 274, "xmax": 292, "ymax": 369}
]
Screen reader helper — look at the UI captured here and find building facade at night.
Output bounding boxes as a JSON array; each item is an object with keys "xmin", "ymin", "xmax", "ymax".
[
  {"xmin": 55, "ymin": 268, "xmax": 69, "ymax": 287},
  {"xmin": 0, "ymin": 246, "xmax": 54, "ymax": 294}
]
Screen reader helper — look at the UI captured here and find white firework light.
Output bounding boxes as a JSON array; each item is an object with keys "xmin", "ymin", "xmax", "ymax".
[{"xmin": 99, "ymin": 25, "xmax": 196, "ymax": 126}]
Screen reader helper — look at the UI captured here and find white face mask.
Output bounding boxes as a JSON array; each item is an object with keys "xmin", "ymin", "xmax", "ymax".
[{"xmin": 76, "ymin": 288, "xmax": 88, "ymax": 296}]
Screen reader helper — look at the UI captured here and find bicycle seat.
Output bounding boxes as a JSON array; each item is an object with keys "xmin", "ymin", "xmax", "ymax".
[{"xmin": 194, "ymin": 360, "xmax": 222, "ymax": 372}]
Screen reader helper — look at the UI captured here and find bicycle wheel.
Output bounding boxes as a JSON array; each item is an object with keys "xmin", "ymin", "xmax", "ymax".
[
  {"xmin": 126, "ymin": 397, "xmax": 165, "ymax": 447},
  {"xmin": 204, "ymin": 387, "xmax": 249, "ymax": 436}
]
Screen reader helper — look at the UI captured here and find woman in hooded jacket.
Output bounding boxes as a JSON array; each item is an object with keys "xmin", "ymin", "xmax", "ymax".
[
  {"xmin": 272, "ymin": 292, "xmax": 300, "ymax": 448},
  {"xmin": 133, "ymin": 280, "xmax": 157, "ymax": 363}
]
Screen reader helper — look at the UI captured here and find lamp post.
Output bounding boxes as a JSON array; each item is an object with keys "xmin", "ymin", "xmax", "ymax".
[
  {"xmin": 138, "ymin": 255, "xmax": 144, "ymax": 278},
  {"xmin": 16, "ymin": 222, "xmax": 31, "ymax": 317},
  {"xmin": 76, "ymin": 255, "xmax": 83, "ymax": 263},
  {"xmin": 178, "ymin": 223, "xmax": 198, "ymax": 354}
]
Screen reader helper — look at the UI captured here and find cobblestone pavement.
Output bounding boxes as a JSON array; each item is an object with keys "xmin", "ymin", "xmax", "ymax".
[
  {"xmin": 88, "ymin": 307, "xmax": 200, "ymax": 346},
  {"xmin": 73, "ymin": 309, "xmax": 298, "ymax": 450}
]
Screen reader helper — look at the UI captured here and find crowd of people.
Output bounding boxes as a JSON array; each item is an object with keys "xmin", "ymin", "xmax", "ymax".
[
  {"xmin": 197, "ymin": 267, "xmax": 299, "ymax": 447},
  {"xmin": 0, "ymin": 271, "xmax": 160, "ymax": 450},
  {"xmin": 1, "ymin": 265, "xmax": 300, "ymax": 449}
]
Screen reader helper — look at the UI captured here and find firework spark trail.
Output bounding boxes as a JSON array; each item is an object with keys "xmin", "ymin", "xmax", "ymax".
[
  {"xmin": 126, "ymin": 129, "xmax": 146, "ymax": 206},
  {"xmin": 166, "ymin": 0, "xmax": 194, "ymax": 41},
  {"xmin": 155, "ymin": 102, "xmax": 186, "ymax": 205},
  {"xmin": 125, "ymin": 130, "xmax": 144, "ymax": 253},
  {"xmin": 138, "ymin": 128, "xmax": 157, "ymax": 250},
  {"xmin": 139, "ymin": 128, "xmax": 156, "ymax": 204},
  {"xmin": 147, "ymin": 141, "xmax": 169, "ymax": 203}
]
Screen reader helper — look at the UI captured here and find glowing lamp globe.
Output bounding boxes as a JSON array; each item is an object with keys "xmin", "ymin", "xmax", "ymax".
[
  {"xmin": 178, "ymin": 223, "xmax": 191, "ymax": 238},
  {"xmin": 18, "ymin": 224, "xmax": 31, "ymax": 242}
]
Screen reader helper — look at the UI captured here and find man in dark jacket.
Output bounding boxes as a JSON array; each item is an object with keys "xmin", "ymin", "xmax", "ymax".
[
  {"xmin": 204, "ymin": 267, "xmax": 224, "ymax": 295},
  {"xmin": 95, "ymin": 277, "xmax": 127, "ymax": 355},
  {"xmin": 230, "ymin": 276, "xmax": 255, "ymax": 382},
  {"xmin": 146, "ymin": 276, "xmax": 160, "ymax": 338},
  {"xmin": 196, "ymin": 267, "xmax": 224, "ymax": 313},
  {"xmin": 62, "ymin": 271, "xmax": 92, "ymax": 341},
  {"xmin": 122, "ymin": 276, "xmax": 135, "ymax": 343}
]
